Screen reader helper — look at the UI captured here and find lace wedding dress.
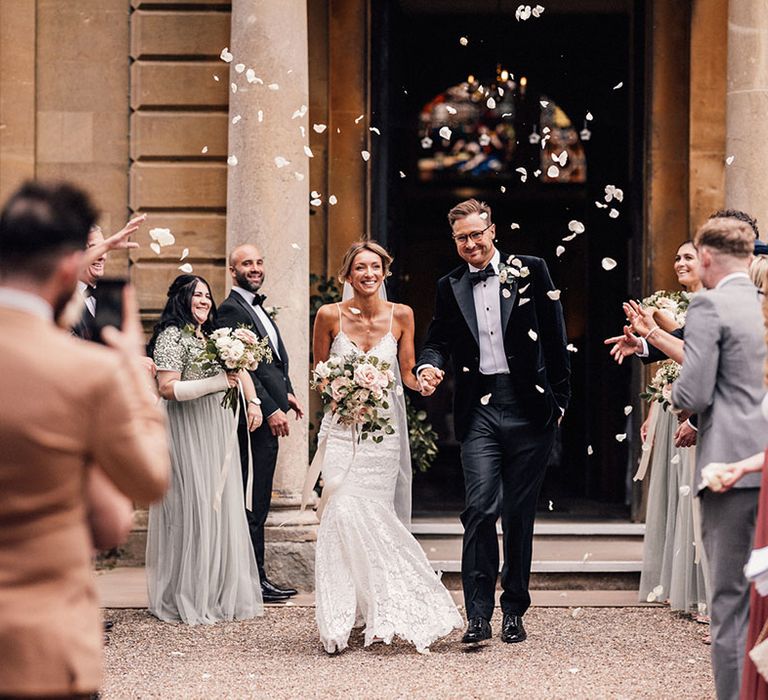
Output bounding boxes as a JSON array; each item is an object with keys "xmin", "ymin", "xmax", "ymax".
[{"xmin": 314, "ymin": 305, "xmax": 463, "ymax": 654}]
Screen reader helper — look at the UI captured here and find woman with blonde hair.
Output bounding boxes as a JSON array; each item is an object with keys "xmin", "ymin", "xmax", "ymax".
[{"xmin": 309, "ymin": 240, "xmax": 462, "ymax": 654}]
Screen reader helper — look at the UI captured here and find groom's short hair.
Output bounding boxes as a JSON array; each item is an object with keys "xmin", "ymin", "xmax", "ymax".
[{"xmin": 448, "ymin": 199, "xmax": 492, "ymax": 228}]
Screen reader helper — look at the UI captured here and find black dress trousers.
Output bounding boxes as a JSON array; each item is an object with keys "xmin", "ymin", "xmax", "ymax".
[{"xmin": 459, "ymin": 378, "xmax": 556, "ymax": 621}]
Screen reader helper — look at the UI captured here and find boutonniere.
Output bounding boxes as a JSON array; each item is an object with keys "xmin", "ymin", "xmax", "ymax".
[
  {"xmin": 498, "ymin": 256, "xmax": 529, "ymax": 287},
  {"xmin": 264, "ymin": 305, "xmax": 281, "ymax": 321}
]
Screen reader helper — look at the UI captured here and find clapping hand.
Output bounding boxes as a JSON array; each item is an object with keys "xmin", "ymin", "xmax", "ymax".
[
  {"xmin": 418, "ymin": 367, "xmax": 444, "ymax": 396},
  {"xmin": 604, "ymin": 325, "xmax": 642, "ymax": 365},
  {"xmin": 623, "ymin": 300, "xmax": 656, "ymax": 338}
]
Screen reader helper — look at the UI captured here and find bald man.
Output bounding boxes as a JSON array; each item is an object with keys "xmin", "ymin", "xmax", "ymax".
[{"xmin": 217, "ymin": 244, "xmax": 303, "ymax": 601}]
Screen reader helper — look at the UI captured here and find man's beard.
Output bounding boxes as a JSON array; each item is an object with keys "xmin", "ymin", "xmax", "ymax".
[{"xmin": 234, "ymin": 269, "xmax": 263, "ymax": 293}]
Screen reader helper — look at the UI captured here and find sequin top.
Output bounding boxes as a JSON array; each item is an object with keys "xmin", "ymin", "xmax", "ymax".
[{"xmin": 152, "ymin": 326, "xmax": 219, "ymax": 380}]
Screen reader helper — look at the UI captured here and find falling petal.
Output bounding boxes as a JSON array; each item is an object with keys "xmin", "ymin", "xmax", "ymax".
[
  {"xmin": 395, "ymin": 385, "xmax": 404, "ymax": 396},
  {"xmin": 532, "ymin": 5, "xmax": 545, "ymax": 17},
  {"xmin": 562, "ymin": 234, "xmax": 577, "ymax": 242},
  {"xmin": 179, "ymin": 263, "xmax": 193, "ymax": 273},
  {"xmin": 227, "ymin": 155, "xmax": 238, "ymax": 166},
  {"xmin": 615, "ymin": 433, "xmax": 627, "ymax": 442},
  {"xmin": 439, "ymin": 126, "xmax": 452, "ymax": 140},
  {"xmin": 329, "ymin": 195, "xmax": 338, "ymax": 205},
  {"xmin": 294, "ymin": 172, "xmax": 304, "ymax": 181},
  {"xmin": 479, "ymin": 133, "xmax": 491, "ymax": 147},
  {"xmin": 355, "ymin": 114, "xmax": 365, "ymax": 124},
  {"xmin": 304, "ymin": 145, "xmax": 314, "ymax": 158},
  {"xmin": 149, "ymin": 228, "xmax": 175, "ymax": 247},
  {"xmin": 267, "ymin": 83, "xmax": 279, "ymax": 91},
  {"xmin": 299, "ymin": 126, "xmax": 306, "ymax": 138},
  {"xmin": 274, "ymin": 156, "xmax": 290, "ymax": 168},
  {"xmin": 568, "ymin": 220, "xmax": 585, "ymax": 234},
  {"xmin": 361, "ymin": 150, "xmax": 371, "ymax": 161},
  {"xmin": 533, "ymin": 169, "xmax": 542, "ymax": 177},
  {"xmin": 515, "ymin": 167, "xmax": 528, "ymax": 182},
  {"xmin": 201, "ymin": 146, "xmax": 208, "ymax": 154},
  {"xmin": 459, "ymin": 36, "xmax": 469, "ymax": 46},
  {"xmin": 535, "ymin": 384, "xmax": 545, "ymax": 393},
  {"xmin": 553, "ymin": 151, "xmax": 567, "ymax": 166},
  {"xmin": 399, "ymin": 170, "xmax": 406, "ymax": 178},
  {"xmin": 487, "ymin": 97, "xmax": 496, "ymax": 109},
  {"xmin": 679, "ymin": 485, "xmax": 691, "ymax": 496},
  {"xmin": 313, "ymin": 123, "xmax": 327, "ymax": 133},
  {"xmin": 234, "ymin": 63, "xmax": 245, "ymax": 73},
  {"xmin": 613, "ymin": 81, "xmax": 624, "ymax": 90},
  {"xmin": 587, "ymin": 445, "xmax": 594, "ymax": 455},
  {"xmin": 369, "ymin": 127, "xmax": 381, "ymax": 135},
  {"xmin": 311, "ymin": 190, "xmax": 321, "ymax": 198},
  {"xmin": 726, "ymin": 155, "xmax": 735, "ymax": 166},
  {"xmin": 528, "ymin": 329, "xmax": 538, "ymax": 341},
  {"xmin": 232, "ymin": 115, "xmax": 241, "ymax": 124},
  {"xmin": 547, "ymin": 165, "xmax": 560, "ymax": 178},
  {"xmin": 580, "ymin": 127, "xmax": 592, "ymax": 141},
  {"xmin": 609, "ymin": 208, "xmax": 620, "ymax": 219},
  {"xmin": 245, "ymin": 69, "xmax": 261, "ymax": 84},
  {"xmin": 671, "ymin": 454, "xmax": 681, "ymax": 465},
  {"xmin": 547, "ymin": 290, "xmax": 561, "ymax": 301},
  {"xmin": 572, "ymin": 607, "xmax": 584, "ymax": 619},
  {"xmin": 624, "ymin": 405, "xmax": 633, "ymax": 415},
  {"xmin": 480, "ymin": 393, "xmax": 492, "ymax": 405},
  {"xmin": 257, "ymin": 110, "xmax": 264, "ymax": 123},
  {"xmin": 556, "ymin": 245, "xmax": 565, "ymax": 257},
  {"xmin": 291, "ymin": 243, "xmax": 301, "ymax": 250},
  {"xmin": 510, "ymin": 223, "xmax": 520, "ymax": 230},
  {"xmin": 548, "ymin": 500, "xmax": 554, "ymax": 511},
  {"xmin": 601, "ymin": 257, "xmax": 617, "ymax": 271},
  {"xmin": 150, "ymin": 242, "xmax": 161, "ymax": 255},
  {"xmin": 500, "ymin": 185, "xmax": 506, "ymax": 193},
  {"xmin": 519, "ymin": 297, "xmax": 531, "ymax": 306},
  {"xmin": 202, "ymin": 673, "xmax": 211, "ymax": 680},
  {"xmin": 446, "ymin": 105, "xmax": 457, "ymax": 115},
  {"xmin": 462, "ymin": 367, "xmax": 470, "ymax": 372},
  {"xmin": 539, "ymin": 100, "xmax": 549, "ymax": 108},
  {"xmin": 292, "ymin": 105, "xmax": 308, "ymax": 119},
  {"xmin": 350, "ymin": 307, "xmax": 361, "ymax": 315},
  {"xmin": 219, "ymin": 47, "xmax": 233, "ymax": 63},
  {"xmin": 502, "ymin": 288, "xmax": 512, "ymax": 298},
  {"xmin": 180, "ymin": 248, "xmax": 189, "ymax": 260},
  {"xmin": 566, "ymin": 343, "xmax": 578, "ymax": 353},
  {"xmin": 231, "ymin": 83, "xmax": 238, "ymax": 94},
  {"xmin": 310, "ymin": 198, "xmax": 321, "ymax": 206},
  {"xmin": 213, "ymin": 75, "xmax": 220, "ymax": 82},
  {"xmin": 586, "ymin": 111, "xmax": 594, "ymax": 120}
]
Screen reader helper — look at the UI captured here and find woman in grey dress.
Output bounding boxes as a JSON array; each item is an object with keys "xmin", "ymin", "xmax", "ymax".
[
  {"xmin": 637, "ymin": 242, "xmax": 708, "ymax": 617},
  {"xmin": 146, "ymin": 274, "xmax": 264, "ymax": 624}
]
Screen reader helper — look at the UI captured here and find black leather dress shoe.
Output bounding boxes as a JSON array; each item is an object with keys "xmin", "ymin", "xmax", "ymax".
[
  {"xmin": 461, "ymin": 617, "xmax": 492, "ymax": 644},
  {"xmin": 262, "ymin": 577, "xmax": 297, "ymax": 597},
  {"xmin": 103, "ymin": 620, "xmax": 114, "ymax": 632},
  {"xmin": 501, "ymin": 614, "xmax": 527, "ymax": 643},
  {"xmin": 261, "ymin": 582, "xmax": 291, "ymax": 603}
]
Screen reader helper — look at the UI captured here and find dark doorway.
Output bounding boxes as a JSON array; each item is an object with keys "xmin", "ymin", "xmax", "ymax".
[{"xmin": 371, "ymin": 0, "xmax": 644, "ymax": 517}]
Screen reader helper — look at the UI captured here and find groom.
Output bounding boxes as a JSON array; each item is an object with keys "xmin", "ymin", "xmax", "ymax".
[
  {"xmin": 416, "ymin": 199, "xmax": 570, "ymax": 644},
  {"xmin": 217, "ymin": 243, "xmax": 303, "ymax": 602}
]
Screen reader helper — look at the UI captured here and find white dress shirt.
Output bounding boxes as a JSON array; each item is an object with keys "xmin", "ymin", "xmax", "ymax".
[
  {"xmin": 469, "ymin": 249, "xmax": 510, "ymax": 375},
  {"xmin": 77, "ymin": 280, "xmax": 96, "ymax": 317},
  {"xmin": 0, "ymin": 287, "xmax": 53, "ymax": 321},
  {"xmin": 232, "ymin": 286, "xmax": 281, "ymax": 360}
]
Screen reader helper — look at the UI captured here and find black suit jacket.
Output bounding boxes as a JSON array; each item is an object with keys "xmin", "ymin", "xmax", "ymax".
[
  {"xmin": 72, "ymin": 307, "xmax": 95, "ymax": 340},
  {"xmin": 216, "ymin": 290, "xmax": 294, "ymax": 417},
  {"xmin": 417, "ymin": 253, "xmax": 570, "ymax": 441}
]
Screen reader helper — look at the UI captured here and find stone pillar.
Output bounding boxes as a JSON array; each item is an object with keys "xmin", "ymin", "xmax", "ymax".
[
  {"xmin": 725, "ymin": 0, "xmax": 768, "ymax": 236},
  {"xmin": 226, "ymin": 0, "xmax": 317, "ymax": 589}
]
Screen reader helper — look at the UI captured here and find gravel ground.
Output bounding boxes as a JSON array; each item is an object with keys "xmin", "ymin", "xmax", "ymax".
[{"xmin": 102, "ymin": 607, "xmax": 714, "ymax": 699}]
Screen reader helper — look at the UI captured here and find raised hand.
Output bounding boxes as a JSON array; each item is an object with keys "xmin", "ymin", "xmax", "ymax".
[
  {"xmin": 104, "ymin": 213, "xmax": 147, "ymax": 253},
  {"xmin": 604, "ymin": 325, "xmax": 642, "ymax": 365},
  {"xmin": 623, "ymin": 300, "xmax": 656, "ymax": 338}
]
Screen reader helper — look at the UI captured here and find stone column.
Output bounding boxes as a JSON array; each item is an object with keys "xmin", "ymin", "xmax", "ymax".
[
  {"xmin": 725, "ymin": 0, "xmax": 768, "ymax": 236},
  {"xmin": 226, "ymin": 0, "xmax": 317, "ymax": 589}
]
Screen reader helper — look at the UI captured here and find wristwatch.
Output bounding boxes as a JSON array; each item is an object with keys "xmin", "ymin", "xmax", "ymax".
[{"xmin": 248, "ymin": 397, "xmax": 262, "ymax": 406}]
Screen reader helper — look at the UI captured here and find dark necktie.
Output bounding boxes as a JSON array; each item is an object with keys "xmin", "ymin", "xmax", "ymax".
[
  {"xmin": 469, "ymin": 264, "xmax": 496, "ymax": 286},
  {"xmin": 251, "ymin": 293, "xmax": 266, "ymax": 307}
]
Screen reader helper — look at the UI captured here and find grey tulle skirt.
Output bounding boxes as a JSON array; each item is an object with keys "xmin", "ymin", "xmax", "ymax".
[
  {"xmin": 146, "ymin": 393, "xmax": 263, "ymax": 624},
  {"xmin": 638, "ymin": 407, "xmax": 708, "ymax": 615}
]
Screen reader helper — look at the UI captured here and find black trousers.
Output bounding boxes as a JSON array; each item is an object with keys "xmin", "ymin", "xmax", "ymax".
[
  {"xmin": 460, "ymin": 383, "xmax": 556, "ymax": 620},
  {"xmin": 237, "ymin": 418, "xmax": 279, "ymax": 579}
]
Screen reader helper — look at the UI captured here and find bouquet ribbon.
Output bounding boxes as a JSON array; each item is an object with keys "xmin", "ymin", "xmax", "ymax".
[
  {"xmin": 214, "ymin": 378, "xmax": 254, "ymax": 512},
  {"xmin": 633, "ymin": 401, "xmax": 660, "ymax": 481}
]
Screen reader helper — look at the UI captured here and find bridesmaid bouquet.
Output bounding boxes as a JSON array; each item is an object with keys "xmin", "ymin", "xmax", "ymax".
[
  {"xmin": 641, "ymin": 290, "xmax": 691, "ymax": 327},
  {"xmin": 198, "ymin": 326, "xmax": 273, "ymax": 408},
  {"xmin": 312, "ymin": 353, "xmax": 396, "ymax": 443},
  {"xmin": 640, "ymin": 359, "xmax": 681, "ymax": 410}
]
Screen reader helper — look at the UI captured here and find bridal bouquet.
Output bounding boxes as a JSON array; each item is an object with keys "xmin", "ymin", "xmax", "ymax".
[
  {"xmin": 640, "ymin": 359, "xmax": 681, "ymax": 410},
  {"xmin": 641, "ymin": 290, "xmax": 691, "ymax": 327},
  {"xmin": 197, "ymin": 326, "xmax": 273, "ymax": 408},
  {"xmin": 312, "ymin": 352, "xmax": 396, "ymax": 442}
]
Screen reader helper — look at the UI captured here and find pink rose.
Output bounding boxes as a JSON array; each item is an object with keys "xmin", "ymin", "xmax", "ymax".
[
  {"xmin": 330, "ymin": 376, "xmax": 351, "ymax": 402},
  {"xmin": 353, "ymin": 363, "xmax": 380, "ymax": 390},
  {"xmin": 233, "ymin": 327, "xmax": 260, "ymax": 345}
]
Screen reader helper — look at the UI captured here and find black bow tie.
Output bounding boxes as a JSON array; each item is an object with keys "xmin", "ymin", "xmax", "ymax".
[
  {"xmin": 83, "ymin": 285, "xmax": 95, "ymax": 298},
  {"xmin": 468, "ymin": 264, "xmax": 496, "ymax": 285},
  {"xmin": 251, "ymin": 293, "xmax": 266, "ymax": 307}
]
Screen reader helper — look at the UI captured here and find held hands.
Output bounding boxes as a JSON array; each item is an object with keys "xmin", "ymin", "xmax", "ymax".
[
  {"xmin": 417, "ymin": 367, "xmax": 444, "ymax": 396},
  {"xmin": 673, "ymin": 421, "xmax": 697, "ymax": 448},
  {"xmin": 247, "ymin": 403, "xmax": 263, "ymax": 432}
]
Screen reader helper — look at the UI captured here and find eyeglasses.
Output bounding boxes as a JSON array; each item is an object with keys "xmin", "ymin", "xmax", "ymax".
[{"xmin": 452, "ymin": 222, "xmax": 493, "ymax": 246}]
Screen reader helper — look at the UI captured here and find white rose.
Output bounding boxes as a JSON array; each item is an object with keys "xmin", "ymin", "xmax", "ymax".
[
  {"xmin": 314, "ymin": 361, "xmax": 331, "ymax": 379},
  {"xmin": 228, "ymin": 339, "xmax": 245, "ymax": 362}
]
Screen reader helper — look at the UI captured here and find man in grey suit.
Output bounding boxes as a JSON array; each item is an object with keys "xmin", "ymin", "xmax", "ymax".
[{"xmin": 672, "ymin": 217, "xmax": 767, "ymax": 700}]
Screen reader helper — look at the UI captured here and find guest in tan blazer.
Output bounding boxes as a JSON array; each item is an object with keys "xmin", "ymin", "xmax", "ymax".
[{"xmin": 0, "ymin": 181, "xmax": 170, "ymax": 698}]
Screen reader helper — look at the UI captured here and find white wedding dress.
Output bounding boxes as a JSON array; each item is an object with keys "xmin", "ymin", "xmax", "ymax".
[{"xmin": 313, "ymin": 305, "xmax": 463, "ymax": 654}]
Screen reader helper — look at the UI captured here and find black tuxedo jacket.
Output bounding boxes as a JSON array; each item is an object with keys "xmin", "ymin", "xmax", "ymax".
[
  {"xmin": 72, "ymin": 306, "xmax": 95, "ymax": 340},
  {"xmin": 417, "ymin": 253, "xmax": 570, "ymax": 441},
  {"xmin": 216, "ymin": 290, "xmax": 294, "ymax": 417}
]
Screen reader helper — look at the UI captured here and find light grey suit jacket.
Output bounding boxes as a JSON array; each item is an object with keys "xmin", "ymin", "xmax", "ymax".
[{"xmin": 671, "ymin": 274, "xmax": 766, "ymax": 493}]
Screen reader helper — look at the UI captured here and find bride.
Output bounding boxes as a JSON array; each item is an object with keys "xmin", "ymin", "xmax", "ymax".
[{"xmin": 310, "ymin": 241, "xmax": 462, "ymax": 654}]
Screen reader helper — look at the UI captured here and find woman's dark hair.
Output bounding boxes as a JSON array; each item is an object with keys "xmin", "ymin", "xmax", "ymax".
[
  {"xmin": 147, "ymin": 274, "xmax": 217, "ymax": 357},
  {"xmin": 676, "ymin": 239, "xmax": 697, "ymax": 252}
]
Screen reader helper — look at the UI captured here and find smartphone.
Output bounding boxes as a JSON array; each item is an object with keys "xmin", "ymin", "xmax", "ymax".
[{"xmin": 92, "ymin": 278, "xmax": 127, "ymax": 344}]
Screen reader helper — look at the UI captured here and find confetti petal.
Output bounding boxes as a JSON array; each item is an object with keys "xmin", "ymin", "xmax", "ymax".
[
  {"xmin": 328, "ymin": 195, "xmax": 338, "ymax": 205},
  {"xmin": 535, "ymin": 384, "xmax": 545, "ymax": 393},
  {"xmin": 274, "ymin": 156, "xmax": 290, "ymax": 168},
  {"xmin": 234, "ymin": 63, "xmax": 245, "ymax": 73},
  {"xmin": 227, "ymin": 155, "xmax": 238, "ymax": 166},
  {"xmin": 313, "ymin": 123, "xmax": 327, "ymax": 133},
  {"xmin": 586, "ymin": 111, "xmax": 594, "ymax": 121},
  {"xmin": 510, "ymin": 223, "xmax": 520, "ymax": 230},
  {"xmin": 201, "ymin": 146, "xmax": 208, "ymax": 154},
  {"xmin": 292, "ymin": 105, "xmax": 308, "ymax": 119},
  {"xmin": 369, "ymin": 127, "xmax": 381, "ymax": 135},
  {"xmin": 624, "ymin": 405, "xmax": 633, "ymax": 415},
  {"xmin": 556, "ymin": 245, "xmax": 565, "ymax": 257},
  {"xmin": 502, "ymin": 288, "xmax": 512, "ymax": 298},
  {"xmin": 613, "ymin": 81, "xmax": 624, "ymax": 90},
  {"xmin": 399, "ymin": 170, "xmax": 406, "ymax": 178},
  {"xmin": 304, "ymin": 145, "xmax": 314, "ymax": 158},
  {"xmin": 547, "ymin": 290, "xmax": 561, "ymax": 301},
  {"xmin": 350, "ymin": 307, "xmax": 361, "ymax": 315},
  {"xmin": 230, "ymin": 83, "xmax": 237, "ymax": 94},
  {"xmin": 180, "ymin": 248, "xmax": 189, "ymax": 260},
  {"xmin": 291, "ymin": 243, "xmax": 301, "ymax": 250},
  {"xmin": 179, "ymin": 263, "xmax": 193, "ymax": 273},
  {"xmin": 726, "ymin": 155, "xmax": 735, "ymax": 166},
  {"xmin": 361, "ymin": 150, "xmax": 371, "ymax": 161},
  {"xmin": 528, "ymin": 329, "xmax": 538, "ymax": 341},
  {"xmin": 149, "ymin": 228, "xmax": 175, "ymax": 247},
  {"xmin": 587, "ymin": 445, "xmax": 594, "ymax": 455},
  {"xmin": 446, "ymin": 105, "xmax": 457, "ymax": 115},
  {"xmin": 679, "ymin": 485, "xmax": 691, "ymax": 496},
  {"xmin": 149, "ymin": 242, "xmax": 161, "ymax": 255},
  {"xmin": 609, "ymin": 208, "xmax": 620, "ymax": 219},
  {"xmin": 267, "ymin": 83, "xmax": 279, "ymax": 91},
  {"xmin": 480, "ymin": 393, "xmax": 492, "ymax": 405},
  {"xmin": 421, "ymin": 136, "xmax": 433, "ymax": 149},
  {"xmin": 486, "ymin": 97, "xmax": 496, "ymax": 109},
  {"xmin": 548, "ymin": 500, "xmax": 554, "ymax": 511},
  {"xmin": 566, "ymin": 343, "xmax": 578, "ymax": 353},
  {"xmin": 671, "ymin": 454, "xmax": 681, "ymax": 465},
  {"xmin": 568, "ymin": 220, "xmax": 585, "ymax": 234},
  {"xmin": 310, "ymin": 198, "xmax": 321, "ymax": 206},
  {"xmin": 459, "ymin": 36, "xmax": 469, "ymax": 46},
  {"xmin": 547, "ymin": 165, "xmax": 560, "ymax": 178},
  {"xmin": 601, "ymin": 257, "xmax": 617, "ymax": 271},
  {"xmin": 615, "ymin": 433, "xmax": 627, "ymax": 442},
  {"xmin": 439, "ymin": 126, "xmax": 452, "ymax": 140},
  {"xmin": 219, "ymin": 47, "xmax": 233, "ymax": 63},
  {"xmin": 519, "ymin": 297, "xmax": 531, "ymax": 306}
]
